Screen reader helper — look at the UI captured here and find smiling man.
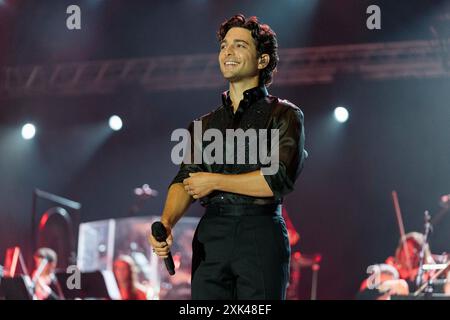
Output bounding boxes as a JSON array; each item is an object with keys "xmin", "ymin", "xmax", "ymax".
[{"xmin": 149, "ymin": 14, "xmax": 307, "ymax": 300}]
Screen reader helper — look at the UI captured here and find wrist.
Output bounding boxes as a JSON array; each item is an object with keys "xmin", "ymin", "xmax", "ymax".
[
  {"xmin": 160, "ymin": 218, "xmax": 173, "ymax": 231},
  {"xmin": 212, "ymin": 173, "xmax": 223, "ymax": 191}
]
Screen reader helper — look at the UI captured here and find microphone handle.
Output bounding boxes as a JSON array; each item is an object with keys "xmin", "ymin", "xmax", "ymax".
[
  {"xmin": 164, "ymin": 252, "xmax": 176, "ymax": 276},
  {"xmin": 151, "ymin": 221, "xmax": 176, "ymax": 276}
]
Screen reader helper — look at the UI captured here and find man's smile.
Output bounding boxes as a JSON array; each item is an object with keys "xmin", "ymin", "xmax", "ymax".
[{"xmin": 223, "ymin": 60, "xmax": 240, "ymax": 69}]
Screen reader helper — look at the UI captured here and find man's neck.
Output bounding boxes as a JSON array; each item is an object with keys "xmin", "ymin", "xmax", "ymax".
[{"xmin": 229, "ymin": 78, "xmax": 259, "ymax": 113}]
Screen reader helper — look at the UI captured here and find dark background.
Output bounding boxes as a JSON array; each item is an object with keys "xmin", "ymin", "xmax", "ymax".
[{"xmin": 1, "ymin": 0, "xmax": 450, "ymax": 299}]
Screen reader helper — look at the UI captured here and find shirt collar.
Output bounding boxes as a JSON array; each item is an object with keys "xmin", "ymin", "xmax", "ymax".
[{"xmin": 221, "ymin": 85, "xmax": 269, "ymax": 112}]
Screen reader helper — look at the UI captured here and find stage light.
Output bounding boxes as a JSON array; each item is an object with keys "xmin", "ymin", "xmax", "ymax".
[
  {"xmin": 334, "ymin": 107, "xmax": 349, "ymax": 123},
  {"xmin": 21, "ymin": 123, "xmax": 36, "ymax": 140},
  {"xmin": 108, "ymin": 115, "xmax": 123, "ymax": 131}
]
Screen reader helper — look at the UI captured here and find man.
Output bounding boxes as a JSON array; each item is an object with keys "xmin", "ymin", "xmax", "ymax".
[{"xmin": 149, "ymin": 14, "xmax": 306, "ymax": 299}]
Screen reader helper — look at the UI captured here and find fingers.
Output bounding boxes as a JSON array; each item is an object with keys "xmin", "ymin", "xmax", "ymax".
[
  {"xmin": 153, "ymin": 245, "xmax": 170, "ymax": 258},
  {"xmin": 185, "ymin": 185, "xmax": 205, "ymax": 199},
  {"xmin": 183, "ymin": 173, "xmax": 212, "ymax": 199},
  {"xmin": 183, "ymin": 178, "xmax": 194, "ymax": 195},
  {"xmin": 148, "ymin": 234, "xmax": 172, "ymax": 259},
  {"xmin": 166, "ymin": 234, "xmax": 173, "ymax": 247},
  {"xmin": 183, "ymin": 182, "xmax": 199, "ymax": 198},
  {"xmin": 154, "ymin": 246, "xmax": 170, "ymax": 258},
  {"xmin": 148, "ymin": 234, "xmax": 162, "ymax": 247},
  {"xmin": 185, "ymin": 188, "xmax": 201, "ymax": 199}
]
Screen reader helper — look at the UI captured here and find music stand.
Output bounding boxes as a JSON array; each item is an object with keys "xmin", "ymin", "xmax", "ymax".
[
  {"xmin": 391, "ymin": 293, "xmax": 450, "ymax": 300},
  {"xmin": 0, "ymin": 275, "xmax": 33, "ymax": 300},
  {"xmin": 55, "ymin": 270, "xmax": 120, "ymax": 300},
  {"xmin": 31, "ymin": 189, "xmax": 81, "ymax": 270}
]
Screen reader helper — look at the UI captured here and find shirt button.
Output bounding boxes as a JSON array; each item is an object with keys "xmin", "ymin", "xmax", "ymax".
[{"xmin": 220, "ymin": 196, "xmax": 224, "ymax": 200}]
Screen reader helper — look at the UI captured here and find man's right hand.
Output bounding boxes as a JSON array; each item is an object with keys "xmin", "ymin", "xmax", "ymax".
[
  {"xmin": 148, "ymin": 183, "xmax": 192, "ymax": 259},
  {"xmin": 148, "ymin": 221, "xmax": 174, "ymax": 259}
]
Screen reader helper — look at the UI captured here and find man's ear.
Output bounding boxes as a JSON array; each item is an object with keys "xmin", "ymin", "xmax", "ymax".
[{"xmin": 258, "ymin": 54, "xmax": 270, "ymax": 70}]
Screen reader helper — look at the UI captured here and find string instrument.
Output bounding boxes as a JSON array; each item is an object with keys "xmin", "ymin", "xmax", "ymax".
[{"xmin": 385, "ymin": 256, "xmax": 432, "ymax": 283}]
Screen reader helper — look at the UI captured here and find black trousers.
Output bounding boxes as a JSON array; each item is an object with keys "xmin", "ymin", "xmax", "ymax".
[{"xmin": 191, "ymin": 204, "xmax": 290, "ymax": 300}]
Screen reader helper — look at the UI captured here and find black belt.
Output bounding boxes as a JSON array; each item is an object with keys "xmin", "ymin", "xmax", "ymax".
[{"xmin": 204, "ymin": 203, "xmax": 282, "ymax": 217}]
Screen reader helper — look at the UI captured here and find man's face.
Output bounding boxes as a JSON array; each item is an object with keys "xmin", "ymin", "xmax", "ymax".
[{"xmin": 218, "ymin": 27, "xmax": 260, "ymax": 83}]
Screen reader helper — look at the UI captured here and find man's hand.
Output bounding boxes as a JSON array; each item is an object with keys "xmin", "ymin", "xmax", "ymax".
[
  {"xmin": 148, "ymin": 220, "xmax": 173, "ymax": 259},
  {"xmin": 183, "ymin": 172, "xmax": 218, "ymax": 199}
]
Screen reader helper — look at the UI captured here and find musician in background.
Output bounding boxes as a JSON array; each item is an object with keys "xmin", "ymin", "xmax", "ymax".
[
  {"xmin": 113, "ymin": 255, "xmax": 148, "ymax": 300},
  {"xmin": 385, "ymin": 231, "xmax": 435, "ymax": 290},
  {"xmin": 357, "ymin": 264, "xmax": 409, "ymax": 300},
  {"xmin": 282, "ymin": 206, "xmax": 300, "ymax": 247},
  {"xmin": 445, "ymin": 271, "xmax": 450, "ymax": 295},
  {"xmin": 281, "ymin": 206, "xmax": 301, "ymax": 299},
  {"xmin": 358, "ymin": 232, "xmax": 450, "ymax": 299},
  {"xmin": 388, "ymin": 232, "xmax": 450, "ymax": 295},
  {"xmin": 32, "ymin": 247, "xmax": 64, "ymax": 300}
]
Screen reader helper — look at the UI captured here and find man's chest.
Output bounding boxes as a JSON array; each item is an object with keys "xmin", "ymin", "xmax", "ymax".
[
  {"xmin": 206, "ymin": 103, "xmax": 273, "ymax": 132},
  {"xmin": 197, "ymin": 103, "xmax": 276, "ymax": 171}
]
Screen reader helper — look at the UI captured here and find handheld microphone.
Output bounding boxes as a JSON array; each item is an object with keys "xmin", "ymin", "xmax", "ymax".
[{"xmin": 151, "ymin": 221, "xmax": 175, "ymax": 276}]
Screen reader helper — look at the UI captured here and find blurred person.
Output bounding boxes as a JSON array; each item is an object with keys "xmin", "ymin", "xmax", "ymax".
[
  {"xmin": 358, "ymin": 232, "xmax": 446, "ymax": 299},
  {"xmin": 385, "ymin": 232, "xmax": 435, "ymax": 289},
  {"xmin": 113, "ymin": 255, "xmax": 147, "ymax": 300},
  {"xmin": 282, "ymin": 206, "xmax": 300, "ymax": 247},
  {"xmin": 357, "ymin": 264, "xmax": 409, "ymax": 300},
  {"xmin": 32, "ymin": 247, "xmax": 64, "ymax": 300}
]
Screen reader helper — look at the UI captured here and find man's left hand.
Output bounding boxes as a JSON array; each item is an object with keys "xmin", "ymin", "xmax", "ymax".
[{"xmin": 183, "ymin": 172, "xmax": 218, "ymax": 199}]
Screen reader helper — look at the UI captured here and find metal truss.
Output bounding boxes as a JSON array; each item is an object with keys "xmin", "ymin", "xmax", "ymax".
[{"xmin": 1, "ymin": 39, "xmax": 449, "ymax": 97}]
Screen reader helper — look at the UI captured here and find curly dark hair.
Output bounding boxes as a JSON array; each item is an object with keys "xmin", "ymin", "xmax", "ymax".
[{"xmin": 217, "ymin": 14, "xmax": 279, "ymax": 87}]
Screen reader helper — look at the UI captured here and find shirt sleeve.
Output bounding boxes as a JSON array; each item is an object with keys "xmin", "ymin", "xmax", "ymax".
[
  {"xmin": 263, "ymin": 106, "xmax": 306, "ymax": 200},
  {"xmin": 169, "ymin": 120, "xmax": 205, "ymax": 187}
]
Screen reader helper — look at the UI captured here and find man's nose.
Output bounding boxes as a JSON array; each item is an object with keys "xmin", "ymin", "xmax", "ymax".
[{"xmin": 224, "ymin": 46, "xmax": 234, "ymax": 56}]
